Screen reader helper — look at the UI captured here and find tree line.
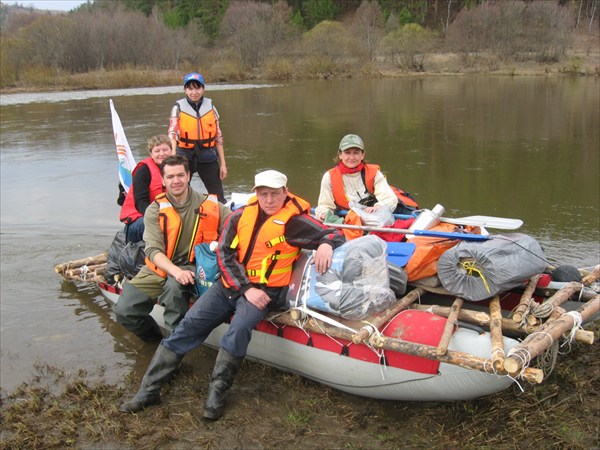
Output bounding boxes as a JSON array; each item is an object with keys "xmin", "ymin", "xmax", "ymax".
[{"xmin": 0, "ymin": 0, "xmax": 597, "ymax": 87}]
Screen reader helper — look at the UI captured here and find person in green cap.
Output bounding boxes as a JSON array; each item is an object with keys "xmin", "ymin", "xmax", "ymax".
[{"xmin": 316, "ymin": 134, "xmax": 410, "ymax": 239}]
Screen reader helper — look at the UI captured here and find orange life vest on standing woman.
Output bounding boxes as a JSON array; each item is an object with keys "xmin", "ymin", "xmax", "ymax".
[
  {"xmin": 145, "ymin": 193, "xmax": 221, "ymax": 278},
  {"xmin": 119, "ymin": 158, "xmax": 164, "ymax": 224},
  {"xmin": 176, "ymin": 98, "xmax": 218, "ymax": 150},
  {"xmin": 224, "ymin": 194, "xmax": 310, "ymax": 287}
]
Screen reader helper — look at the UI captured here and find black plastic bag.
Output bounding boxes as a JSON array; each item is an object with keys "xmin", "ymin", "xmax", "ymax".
[{"xmin": 105, "ymin": 229, "xmax": 146, "ymax": 282}]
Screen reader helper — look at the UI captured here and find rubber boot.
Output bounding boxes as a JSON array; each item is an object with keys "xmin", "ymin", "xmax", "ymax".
[
  {"xmin": 119, "ymin": 345, "xmax": 183, "ymax": 413},
  {"xmin": 136, "ymin": 316, "xmax": 164, "ymax": 343},
  {"xmin": 203, "ymin": 348, "xmax": 244, "ymax": 420}
]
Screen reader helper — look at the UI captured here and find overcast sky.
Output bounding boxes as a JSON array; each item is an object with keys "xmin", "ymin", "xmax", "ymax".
[{"xmin": 2, "ymin": 1, "xmax": 90, "ymax": 11}]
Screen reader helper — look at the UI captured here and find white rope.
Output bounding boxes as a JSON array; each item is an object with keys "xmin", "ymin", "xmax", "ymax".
[
  {"xmin": 506, "ymin": 347, "xmax": 533, "ymax": 379},
  {"xmin": 561, "ymin": 311, "xmax": 583, "ymax": 348},
  {"xmin": 506, "ymin": 374, "xmax": 525, "ymax": 392},
  {"xmin": 482, "ymin": 357, "xmax": 524, "ymax": 391},
  {"xmin": 80, "ymin": 264, "xmax": 89, "ymax": 280},
  {"xmin": 359, "ymin": 324, "xmax": 376, "ymax": 337},
  {"xmin": 527, "ymin": 331, "xmax": 554, "ymax": 347},
  {"xmin": 532, "ymin": 301, "xmax": 553, "ymax": 319},
  {"xmin": 577, "ymin": 284, "xmax": 585, "ymax": 302},
  {"xmin": 491, "ymin": 347, "xmax": 506, "ymax": 361},
  {"xmin": 310, "ymin": 315, "xmax": 348, "ymax": 350},
  {"xmin": 482, "ymin": 358, "xmax": 496, "ymax": 375}
]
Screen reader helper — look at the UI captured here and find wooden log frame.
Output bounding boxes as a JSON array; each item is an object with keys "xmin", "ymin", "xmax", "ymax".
[
  {"xmin": 435, "ymin": 298, "xmax": 463, "ymax": 356},
  {"xmin": 54, "ymin": 253, "xmax": 108, "ymax": 274},
  {"xmin": 511, "ymin": 274, "xmax": 542, "ymax": 323},
  {"xmin": 351, "ymin": 288, "xmax": 426, "ymax": 344},
  {"xmin": 488, "ymin": 295, "xmax": 505, "ymax": 371},
  {"xmin": 61, "ymin": 272, "xmax": 106, "ymax": 284},
  {"xmin": 270, "ymin": 310, "xmax": 544, "ymax": 384},
  {"xmin": 503, "ymin": 295, "xmax": 600, "ymax": 376},
  {"xmin": 540, "ymin": 281, "xmax": 585, "ymax": 309},
  {"xmin": 582, "ymin": 265, "xmax": 600, "ymax": 284},
  {"xmin": 530, "ymin": 266, "xmax": 600, "ymax": 322},
  {"xmin": 64, "ymin": 263, "xmax": 107, "ymax": 278},
  {"xmin": 409, "ymin": 303, "xmax": 595, "ymax": 345}
]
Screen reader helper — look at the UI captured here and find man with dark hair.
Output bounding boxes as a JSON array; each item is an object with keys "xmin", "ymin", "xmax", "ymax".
[
  {"xmin": 119, "ymin": 169, "xmax": 345, "ymax": 420},
  {"xmin": 114, "ymin": 155, "xmax": 230, "ymax": 342}
]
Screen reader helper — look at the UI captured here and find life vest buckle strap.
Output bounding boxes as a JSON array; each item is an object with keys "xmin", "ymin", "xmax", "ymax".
[{"xmin": 265, "ymin": 235, "xmax": 286, "ymax": 248}]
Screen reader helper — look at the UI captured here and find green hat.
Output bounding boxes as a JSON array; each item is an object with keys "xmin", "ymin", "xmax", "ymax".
[{"xmin": 339, "ymin": 134, "xmax": 364, "ymax": 151}]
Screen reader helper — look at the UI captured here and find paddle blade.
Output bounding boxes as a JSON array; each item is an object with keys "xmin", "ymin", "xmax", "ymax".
[{"xmin": 440, "ymin": 215, "xmax": 523, "ymax": 230}]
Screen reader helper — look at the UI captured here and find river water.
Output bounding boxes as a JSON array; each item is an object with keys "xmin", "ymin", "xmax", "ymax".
[{"xmin": 1, "ymin": 77, "xmax": 598, "ymax": 393}]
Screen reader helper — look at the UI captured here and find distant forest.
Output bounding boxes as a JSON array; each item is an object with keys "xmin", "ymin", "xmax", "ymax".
[{"xmin": 1, "ymin": 0, "xmax": 597, "ymax": 87}]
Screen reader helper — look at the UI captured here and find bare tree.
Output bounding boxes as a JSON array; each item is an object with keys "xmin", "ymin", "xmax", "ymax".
[
  {"xmin": 446, "ymin": 0, "xmax": 573, "ymax": 63},
  {"xmin": 220, "ymin": 1, "xmax": 296, "ymax": 69},
  {"xmin": 352, "ymin": 0, "xmax": 385, "ymax": 62}
]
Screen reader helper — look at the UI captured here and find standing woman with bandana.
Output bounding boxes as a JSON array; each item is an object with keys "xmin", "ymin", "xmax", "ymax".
[{"xmin": 168, "ymin": 72, "xmax": 228, "ymax": 203}]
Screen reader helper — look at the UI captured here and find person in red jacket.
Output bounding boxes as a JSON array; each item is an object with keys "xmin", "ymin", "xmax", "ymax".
[{"xmin": 119, "ymin": 135, "xmax": 170, "ymax": 243}]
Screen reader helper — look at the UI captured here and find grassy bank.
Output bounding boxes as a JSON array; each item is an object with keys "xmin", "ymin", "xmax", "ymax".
[{"xmin": 1, "ymin": 321, "xmax": 598, "ymax": 449}]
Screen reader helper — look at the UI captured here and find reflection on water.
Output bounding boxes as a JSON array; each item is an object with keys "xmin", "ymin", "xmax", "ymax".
[{"xmin": 1, "ymin": 77, "xmax": 598, "ymax": 392}]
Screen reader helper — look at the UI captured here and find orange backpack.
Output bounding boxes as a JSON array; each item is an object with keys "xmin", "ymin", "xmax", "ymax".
[{"xmin": 404, "ymin": 223, "xmax": 480, "ymax": 281}]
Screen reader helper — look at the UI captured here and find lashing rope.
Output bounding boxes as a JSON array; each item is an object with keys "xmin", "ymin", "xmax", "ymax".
[
  {"xmin": 560, "ymin": 311, "xmax": 583, "ymax": 350},
  {"xmin": 461, "ymin": 260, "xmax": 491, "ymax": 294}
]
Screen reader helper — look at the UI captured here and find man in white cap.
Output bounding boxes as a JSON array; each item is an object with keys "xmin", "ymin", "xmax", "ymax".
[{"xmin": 119, "ymin": 169, "xmax": 345, "ymax": 420}]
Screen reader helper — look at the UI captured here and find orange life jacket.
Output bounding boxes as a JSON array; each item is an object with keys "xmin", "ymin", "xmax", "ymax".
[
  {"xmin": 176, "ymin": 98, "xmax": 218, "ymax": 150},
  {"xmin": 224, "ymin": 194, "xmax": 310, "ymax": 287},
  {"xmin": 328, "ymin": 164, "xmax": 418, "ymax": 212},
  {"xmin": 145, "ymin": 193, "xmax": 221, "ymax": 278},
  {"xmin": 119, "ymin": 158, "xmax": 164, "ymax": 224}
]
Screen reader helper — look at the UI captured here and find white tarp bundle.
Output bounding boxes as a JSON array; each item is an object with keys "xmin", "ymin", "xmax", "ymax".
[{"xmin": 303, "ymin": 235, "xmax": 397, "ymax": 319}]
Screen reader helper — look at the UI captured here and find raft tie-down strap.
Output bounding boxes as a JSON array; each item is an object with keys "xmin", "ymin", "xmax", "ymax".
[
  {"xmin": 292, "ymin": 306, "xmax": 386, "ymax": 376},
  {"xmin": 461, "ymin": 260, "xmax": 491, "ymax": 294},
  {"xmin": 293, "ymin": 306, "xmax": 357, "ymax": 333}
]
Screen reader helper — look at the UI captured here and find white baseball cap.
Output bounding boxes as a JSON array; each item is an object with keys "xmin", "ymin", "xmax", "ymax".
[{"xmin": 252, "ymin": 170, "xmax": 288, "ymax": 190}]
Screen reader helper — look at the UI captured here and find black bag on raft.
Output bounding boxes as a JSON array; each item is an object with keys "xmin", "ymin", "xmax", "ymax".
[
  {"xmin": 436, "ymin": 233, "xmax": 547, "ymax": 301},
  {"xmin": 105, "ymin": 229, "xmax": 146, "ymax": 282}
]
